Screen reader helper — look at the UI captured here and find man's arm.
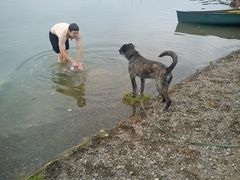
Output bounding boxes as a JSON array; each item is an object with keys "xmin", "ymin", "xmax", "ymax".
[
  {"xmin": 59, "ymin": 37, "xmax": 72, "ymax": 63},
  {"xmin": 76, "ymin": 35, "xmax": 83, "ymax": 65}
]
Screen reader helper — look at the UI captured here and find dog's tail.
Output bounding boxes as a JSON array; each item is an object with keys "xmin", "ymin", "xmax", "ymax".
[{"xmin": 159, "ymin": 51, "xmax": 178, "ymax": 73}]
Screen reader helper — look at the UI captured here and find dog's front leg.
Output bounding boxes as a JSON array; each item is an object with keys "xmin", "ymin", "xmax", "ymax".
[
  {"xmin": 130, "ymin": 76, "xmax": 137, "ymax": 96},
  {"xmin": 140, "ymin": 78, "xmax": 145, "ymax": 96}
]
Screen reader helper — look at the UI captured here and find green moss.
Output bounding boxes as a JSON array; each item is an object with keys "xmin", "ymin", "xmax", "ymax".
[{"xmin": 122, "ymin": 93, "xmax": 151, "ymax": 106}]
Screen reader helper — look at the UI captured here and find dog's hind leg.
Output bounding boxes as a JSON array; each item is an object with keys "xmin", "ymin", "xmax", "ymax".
[
  {"xmin": 162, "ymin": 87, "xmax": 171, "ymax": 111},
  {"xmin": 156, "ymin": 79, "xmax": 171, "ymax": 111},
  {"xmin": 140, "ymin": 78, "xmax": 145, "ymax": 96},
  {"xmin": 155, "ymin": 78, "xmax": 164, "ymax": 101}
]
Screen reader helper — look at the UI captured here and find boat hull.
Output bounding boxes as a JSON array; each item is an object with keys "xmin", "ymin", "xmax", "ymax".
[{"xmin": 177, "ymin": 10, "xmax": 240, "ymax": 25}]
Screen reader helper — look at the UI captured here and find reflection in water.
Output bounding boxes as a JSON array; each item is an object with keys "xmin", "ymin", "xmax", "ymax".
[
  {"xmin": 130, "ymin": 105, "xmax": 147, "ymax": 119},
  {"xmin": 175, "ymin": 22, "xmax": 240, "ymax": 39},
  {"xmin": 51, "ymin": 64, "xmax": 87, "ymax": 108},
  {"xmin": 196, "ymin": 0, "xmax": 230, "ymax": 6}
]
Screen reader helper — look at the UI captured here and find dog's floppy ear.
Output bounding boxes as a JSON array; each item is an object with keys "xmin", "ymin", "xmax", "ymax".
[{"xmin": 128, "ymin": 43, "xmax": 135, "ymax": 49}]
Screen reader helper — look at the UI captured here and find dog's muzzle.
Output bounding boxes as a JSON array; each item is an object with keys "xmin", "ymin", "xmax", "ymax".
[{"xmin": 119, "ymin": 49, "xmax": 123, "ymax": 55}]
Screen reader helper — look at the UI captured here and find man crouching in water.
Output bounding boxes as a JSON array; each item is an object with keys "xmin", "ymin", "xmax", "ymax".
[{"xmin": 49, "ymin": 23, "xmax": 84, "ymax": 70}]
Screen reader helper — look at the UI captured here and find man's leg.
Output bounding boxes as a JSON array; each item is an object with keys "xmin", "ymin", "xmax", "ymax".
[
  {"xmin": 64, "ymin": 50, "xmax": 70, "ymax": 63},
  {"xmin": 64, "ymin": 39, "xmax": 70, "ymax": 63},
  {"xmin": 49, "ymin": 31, "xmax": 63, "ymax": 62},
  {"xmin": 57, "ymin": 49, "xmax": 69, "ymax": 63},
  {"xmin": 57, "ymin": 53, "xmax": 64, "ymax": 63},
  {"xmin": 65, "ymin": 49, "xmax": 69, "ymax": 56}
]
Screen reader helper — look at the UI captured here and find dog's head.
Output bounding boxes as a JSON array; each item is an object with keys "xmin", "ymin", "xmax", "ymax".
[{"xmin": 119, "ymin": 43, "xmax": 135, "ymax": 56}]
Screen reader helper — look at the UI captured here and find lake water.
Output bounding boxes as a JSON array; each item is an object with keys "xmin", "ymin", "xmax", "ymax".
[{"xmin": 0, "ymin": 0, "xmax": 240, "ymax": 179}]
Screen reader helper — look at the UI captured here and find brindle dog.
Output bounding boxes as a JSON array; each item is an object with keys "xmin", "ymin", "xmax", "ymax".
[{"xmin": 119, "ymin": 43, "xmax": 178, "ymax": 111}]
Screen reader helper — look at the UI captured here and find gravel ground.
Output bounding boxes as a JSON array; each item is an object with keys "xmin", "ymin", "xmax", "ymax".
[{"xmin": 27, "ymin": 51, "xmax": 240, "ymax": 180}]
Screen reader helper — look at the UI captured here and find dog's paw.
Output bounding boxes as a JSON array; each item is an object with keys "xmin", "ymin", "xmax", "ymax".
[
  {"xmin": 162, "ymin": 108, "xmax": 169, "ymax": 112},
  {"xmin": 131, "ymin": 93, "xmax": 137, "ymax": 97}
]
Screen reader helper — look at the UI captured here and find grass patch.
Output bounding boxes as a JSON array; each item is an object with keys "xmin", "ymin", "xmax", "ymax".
[{"xmin": 122, "ymin": 93, "xmax": 151, "ymax": 106}]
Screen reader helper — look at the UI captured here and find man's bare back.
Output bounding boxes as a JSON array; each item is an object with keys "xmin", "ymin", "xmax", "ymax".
[{"xmin": 50, "ymin": 23, "xmax": 69, "ymax": 43}]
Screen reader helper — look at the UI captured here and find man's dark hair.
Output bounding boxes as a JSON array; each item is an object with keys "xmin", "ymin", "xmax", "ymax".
[{"xmin": 68, "ymin": 23, "xmax": 79, "ymax": 32}]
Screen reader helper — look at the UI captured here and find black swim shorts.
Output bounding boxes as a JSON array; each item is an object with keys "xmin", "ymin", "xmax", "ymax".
[{"xmin": 49, "ymin": 31, "xmax": 69, "ymax": 53}]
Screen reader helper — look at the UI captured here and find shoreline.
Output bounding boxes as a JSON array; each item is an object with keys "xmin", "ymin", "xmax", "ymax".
[{"xmin": 27, "ymin": 50, "xmax": 240, "ymax": 179}]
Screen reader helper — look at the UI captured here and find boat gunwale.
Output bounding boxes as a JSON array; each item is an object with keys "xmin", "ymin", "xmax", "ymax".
[{"xmin": 177, "ymin": 9, "xmax": 240, "ymax": 15}]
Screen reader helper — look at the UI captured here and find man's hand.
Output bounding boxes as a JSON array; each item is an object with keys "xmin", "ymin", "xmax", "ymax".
[
  {"xmin": 76, "ymin": 63, "xmax": 84, "ymax": 70},
  {"xmin": 71, "ymin": 60, "xmax": 85, "ymax": 70},
  {"xmin": 71, "ymin": 59, "xmax": 78, "ymax": 66}
]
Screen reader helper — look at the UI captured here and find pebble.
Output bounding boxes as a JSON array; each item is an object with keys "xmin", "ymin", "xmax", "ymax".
[
  {"xmin": 225, "ymin": 151, "xmax": 230, "ymax": 156},
  {"xmin": 116, "ymin": 165, "xmax": 124, "ymax": 169}
]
